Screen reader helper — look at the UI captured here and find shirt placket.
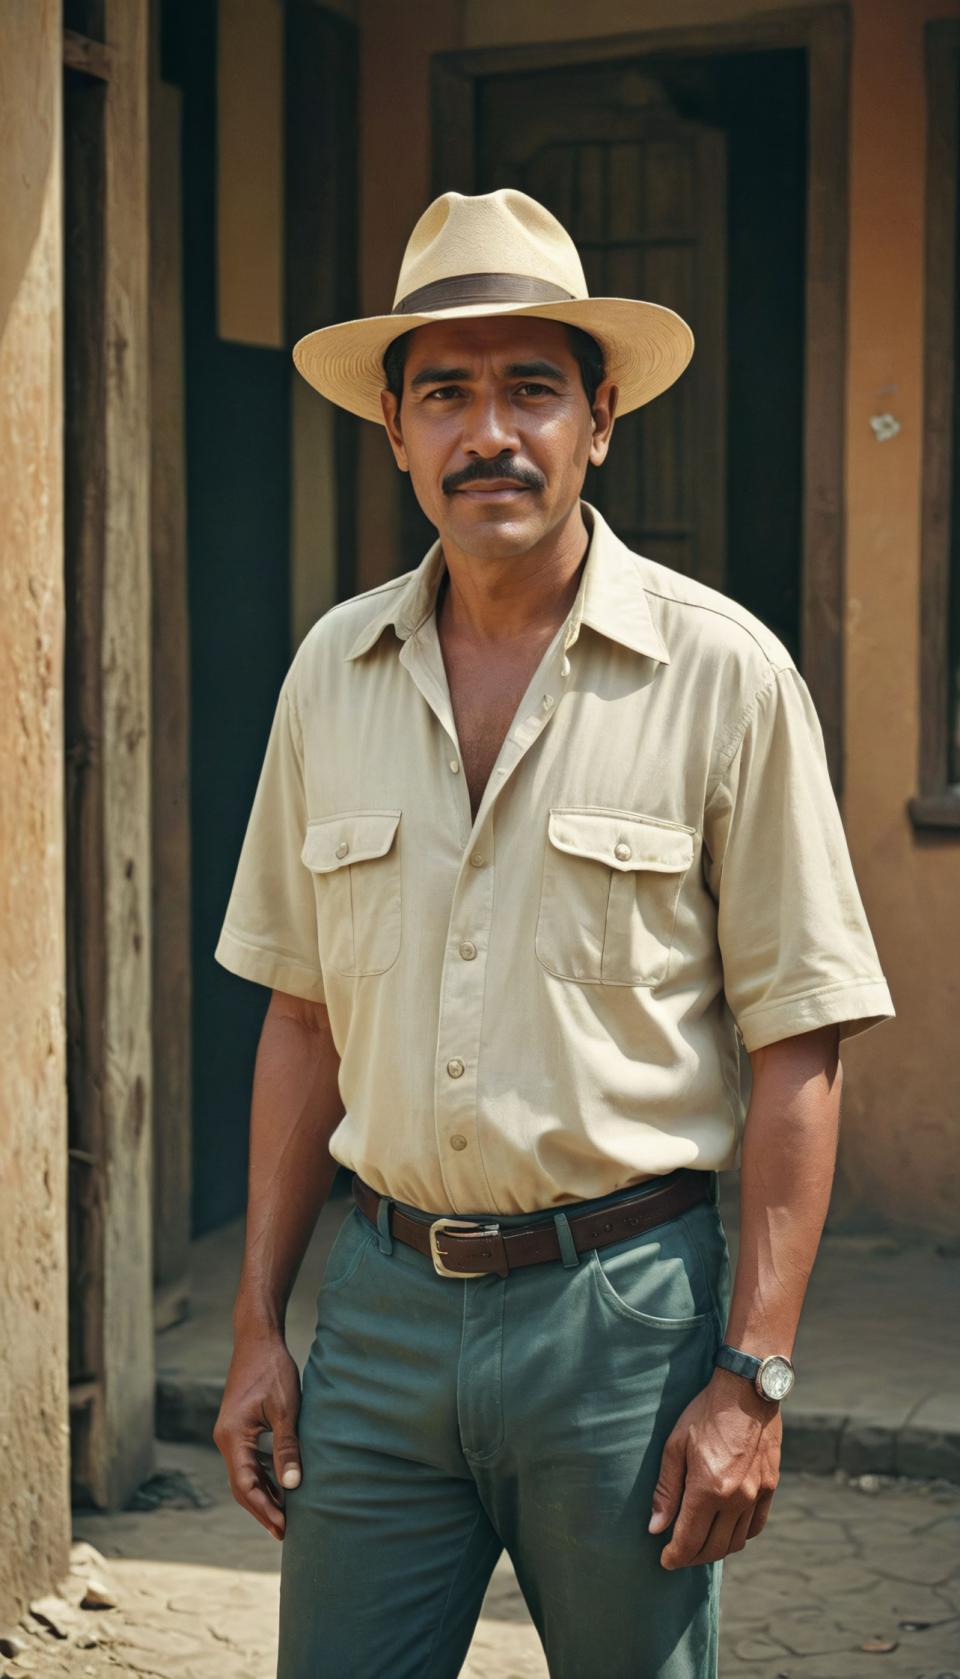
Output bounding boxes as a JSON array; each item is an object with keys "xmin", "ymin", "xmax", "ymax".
[{"xmin": 400, "ymin": 608, "xmax": 582, "ymax": 1214}]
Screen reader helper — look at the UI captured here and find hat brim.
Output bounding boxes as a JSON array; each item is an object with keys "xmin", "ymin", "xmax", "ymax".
[{"xmin": 291, "ymin": 297, "xmax": 694, "ymax": 424}]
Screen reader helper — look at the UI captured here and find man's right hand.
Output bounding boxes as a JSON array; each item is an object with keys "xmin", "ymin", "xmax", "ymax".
[{"xmin": 213, "ymin": 1327, "xmax": 304, "ymax": 1540}]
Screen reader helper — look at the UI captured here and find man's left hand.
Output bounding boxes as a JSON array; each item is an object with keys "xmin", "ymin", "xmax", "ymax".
[{"xmin": 648, "ymin": 1366, "xmax": 782, "ymax": 1567}]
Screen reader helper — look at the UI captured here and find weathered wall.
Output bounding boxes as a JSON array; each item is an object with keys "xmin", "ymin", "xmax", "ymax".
[
  {"xmin": 355, "ymin": 0, "xmax": 960, "ymax": 1235},
  {"xmin": 0, "ymin": 0, "xmax": 71, "ymax": 1619},
  {"xmin": 834, "ymin": 0, "xmax": 960, "ymax": 1236}
]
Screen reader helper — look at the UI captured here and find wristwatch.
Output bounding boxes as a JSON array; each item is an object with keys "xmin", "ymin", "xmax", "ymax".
[{"xmin": 715, "ymin": 1343, "xmax": 796, "ymax": 1402}]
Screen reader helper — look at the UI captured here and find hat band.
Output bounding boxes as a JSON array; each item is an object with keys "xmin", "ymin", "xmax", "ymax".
[{"xmin": 393, "ymin": 272, "xmax": 577, "ymax": 315}]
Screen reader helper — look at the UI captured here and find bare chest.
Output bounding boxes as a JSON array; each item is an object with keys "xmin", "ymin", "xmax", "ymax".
[{"xmin": 441, "ymin": 639, "xmax": 549, "ymax": 821}]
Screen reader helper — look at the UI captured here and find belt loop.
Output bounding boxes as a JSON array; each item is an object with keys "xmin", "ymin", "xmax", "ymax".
[
  {"xmin": 708, "ymin": 1170, "xmax": 720, "ymax": 1207},
  {"xmin": 376, "ymin": 1195, "xmax": 395, "ymax": 1256},
  {"xmin": 553, "ymin": 1210, "xmax": 581, "ymax": 1269}
]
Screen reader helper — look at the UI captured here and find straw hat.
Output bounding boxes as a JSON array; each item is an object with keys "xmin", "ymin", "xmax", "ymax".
[{"xmin": 292, "ymin": 188, "xmax": 694, "ymax": 424}]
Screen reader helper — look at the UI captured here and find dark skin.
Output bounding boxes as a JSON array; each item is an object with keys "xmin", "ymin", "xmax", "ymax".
[
  {"xmin": 214, "ymin": 315, "xmax": 844, "ymax": 1567},
  {"xmin": 381, "ymin": 319, "xmax": 618, "ymax": 820}
]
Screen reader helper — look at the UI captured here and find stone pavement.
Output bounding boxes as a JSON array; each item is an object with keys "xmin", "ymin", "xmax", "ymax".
[
  {"xmin": 3, "ymin": 1440, "xmax": 958, "ymax": 1678},
  {"xmin": 155, "ymin": 1174, "xmax": 960, "ymax": 1481}
]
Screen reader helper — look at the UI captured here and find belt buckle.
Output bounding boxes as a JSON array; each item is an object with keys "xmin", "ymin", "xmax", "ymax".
[{"xmin": 428, "ymin": 1216, "xmax": 501, "ymax": 1278}]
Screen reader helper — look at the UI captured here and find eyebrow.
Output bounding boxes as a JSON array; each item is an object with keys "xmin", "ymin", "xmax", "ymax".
[{"xmin": 409, "ymin": 360, "xmax": 569, "ymax": 389}]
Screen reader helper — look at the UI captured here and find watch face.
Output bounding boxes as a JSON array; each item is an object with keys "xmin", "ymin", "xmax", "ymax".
[{"xmin": 759, "ymin": 1356, "xmax": 795, "ymax": 1401}]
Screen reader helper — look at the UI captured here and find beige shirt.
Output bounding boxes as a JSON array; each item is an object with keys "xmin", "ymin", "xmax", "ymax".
[{"xmin": 215, "ymin": 501, "xmax": 895, "ymax": 1215}]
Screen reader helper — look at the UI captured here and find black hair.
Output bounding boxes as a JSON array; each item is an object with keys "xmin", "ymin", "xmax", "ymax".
[{"xmin": 382, "ymin": 321, "xmax": 606, "ymax": 412}]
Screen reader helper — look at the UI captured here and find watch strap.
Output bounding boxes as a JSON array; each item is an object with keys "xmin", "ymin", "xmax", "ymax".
[{"xmin": 715, "ymin": 1343, "xmax": 762, "ymax": 1381}]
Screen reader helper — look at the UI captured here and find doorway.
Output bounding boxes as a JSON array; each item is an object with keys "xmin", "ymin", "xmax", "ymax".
[
  {"xmin": 431, "ymin": 8, "xmax": 848, "ymax": 780},
  {"xmin": 155, "ymin": 0, "xmax": 359, "ymax": 1248}
]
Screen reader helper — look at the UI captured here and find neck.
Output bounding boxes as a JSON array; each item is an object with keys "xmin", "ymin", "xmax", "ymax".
[{"xmin": 437, "ymin": 501, "xmax": 591, "ymax": 646}]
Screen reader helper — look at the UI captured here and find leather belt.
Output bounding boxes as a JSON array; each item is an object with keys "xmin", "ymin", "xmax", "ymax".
[{"xmin": 351, "ymin": 1168, "xmax": 711, "ymax": 1279}]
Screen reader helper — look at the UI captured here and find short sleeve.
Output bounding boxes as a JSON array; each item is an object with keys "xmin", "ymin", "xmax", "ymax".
[
  {"xmin": 703, "ymin": 665, "xmax": 895, "ymax": 1053},
  {"xmin": 214, "ymin": 674, "xmax": 326, "ymax": 1002}
]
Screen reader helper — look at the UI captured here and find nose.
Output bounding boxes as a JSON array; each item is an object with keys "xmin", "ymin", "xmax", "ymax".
[{"xmin": 461, "ymin": 391, "xmax": 521, "ymax": 459}]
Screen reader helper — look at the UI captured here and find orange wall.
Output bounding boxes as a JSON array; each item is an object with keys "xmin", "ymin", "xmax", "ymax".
[
  {"xmin": 355, "ymin": 0, "xmax": 960, "ymax": 1235},
  {"xmin": 838, "ymin": 0, "xmax": 960, "ymax": 1235}
]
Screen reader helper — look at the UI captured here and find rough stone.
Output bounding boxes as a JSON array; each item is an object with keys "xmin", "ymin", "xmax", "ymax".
[
  {"xmin": 78, "ymin": 1582, "xmax": 115, "ymax": 1613},
  {"xmin": 26, "ymin": 1599, "xmax": 76, "ymax": 1641}
]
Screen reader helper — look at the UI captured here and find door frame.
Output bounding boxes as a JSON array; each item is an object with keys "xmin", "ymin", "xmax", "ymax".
[
  {"xmin": 432, "ymin": 3, "xmax": 850, "ymax": 791},
  {"xmin": 63, "ymin": 0, "xmax": 154, "ymax": 1509}
]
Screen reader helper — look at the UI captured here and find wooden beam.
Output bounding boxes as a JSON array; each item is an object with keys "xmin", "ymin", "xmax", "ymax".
[
  {"xmin": 63, "ymin": 28, "xmax": 113, "ymax": 81},
  {"xmin": 916, "ymin": 22, "xmax": 960, "ymax": 810},
  {"xmin": 149, "ymin": 4, "xmax": 193, "ymax": 1316},
  {"xmin": 97, "ymin": 0, "xmax": 154, "ymax": 1509},
  {"xmin": 65, "ymin": 0, "xmax": 154, "ymax": 1512},
  {"xmin": 908, "ymin": 793, "xmax": 960, "ymax": 831},
  {"xmin": 434, "ymin": 7, "xmax": 849, "ymax": 78}
]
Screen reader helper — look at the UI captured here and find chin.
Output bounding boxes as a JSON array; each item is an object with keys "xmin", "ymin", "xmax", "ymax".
[{"xmin": 446, "ymin": 499, "xmax": 547, "ymax": 555}]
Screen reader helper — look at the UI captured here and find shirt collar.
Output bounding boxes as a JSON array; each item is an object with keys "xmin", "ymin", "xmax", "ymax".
[{"xmin": 343, "ymin": 499, "xmax": 670, "ymax": 665}]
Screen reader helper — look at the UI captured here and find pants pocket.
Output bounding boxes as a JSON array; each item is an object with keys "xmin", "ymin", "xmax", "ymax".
[{"xmin": 588, "ymin": 1208, "xmax": 713, "ymax": 1329}]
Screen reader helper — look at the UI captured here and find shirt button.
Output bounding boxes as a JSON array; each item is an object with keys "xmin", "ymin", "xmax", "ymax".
[
  {"xmin": 335, "ymin": 840, "xmax": 350, "ymax": 859},
  {"xmin": 560, "ymin": 655, "xmax": 571, "ymax": 678},
  {"xmin": 449, "ymin": 758, "xmax": 460, "ymax": 773},
  {"xmin": 446, "ymin": 1058, "xmax": 465, "ymax": 1078},
  {"xmin": 541, "ymin": 693, "xmax": 555, "ymax": 710},
  {"xmin": 450, "ymin": 1133, "xmax": 468, "ymax": 1151},
  {"xmin": 469, "ymin": 852, "xmax": 485, "ymax": 868},
  {"xmin": 458, "ymin": 941, "xmax": 477, "ymax": 961},
  {"xmin": 614, "ymin": 842, "xmax": 632, "ymax": 862}
]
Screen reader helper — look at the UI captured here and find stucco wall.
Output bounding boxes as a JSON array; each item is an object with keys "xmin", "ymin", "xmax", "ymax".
[
  {"xmin": 835, "ymin": 0, "xmax": 960, "ymax": 1236},
  {"xmin": 355, "ymin": 0, "xmax": 960, "ymax": 1235},
  {"xmin": 0, "ymin": 0, "xmax": 71, "ymax": 1620}
]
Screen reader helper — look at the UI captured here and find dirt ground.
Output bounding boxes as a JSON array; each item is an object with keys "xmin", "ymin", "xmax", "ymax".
[{"xmin": 4, "ymin": 1442, "xmax": 958, "ymax": 1679}]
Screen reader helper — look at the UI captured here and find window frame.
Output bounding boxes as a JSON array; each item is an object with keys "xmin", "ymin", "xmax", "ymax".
[{"xmin": 910, "ymin": 19, "xmax": 960, "ymax": 832}]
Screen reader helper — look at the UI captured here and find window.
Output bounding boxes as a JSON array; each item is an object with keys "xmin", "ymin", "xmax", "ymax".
[{"xmin": 911, "ymin": 21, "xmax": 960, "ymax": 829}]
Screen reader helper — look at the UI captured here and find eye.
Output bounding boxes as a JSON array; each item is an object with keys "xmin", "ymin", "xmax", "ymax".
[
  {"xmin": 516, "ymin": 383, "xmax": 555, "ymax": 397},
  {"xmin": 424, "ymin": 385, "xmax": 464, "ymax": 400}
]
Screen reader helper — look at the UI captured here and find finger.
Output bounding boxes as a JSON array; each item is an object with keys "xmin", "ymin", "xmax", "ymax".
[
  {"xmin": 272, "ymin": 1424, "xmax": 303, "ymax": 1492},
  {"xmin": 648, "ymin": 1435, "xmax": 686, "ymax": 1534},
  {"xmin": 660, "ymin": 1495, "xmax": 717, "ymax": 1569},
  {"xmin": 226, "ymin": 1438, "xmax": 287, "ymax": 1538},
  {"xmin": 691, "ymin": 1504, "xmax": 748, "ymax": 1564},
  {"xmin": 747, "ymin": 1487, "xmax": 775, "ymax": 1539},
  {"xmin": 233, "ymin": 1464, "xmax": 286, "ymax": 1537},
  {"xmin": 729, "ymin": 1507, "xmax": 754, "ymax": 1552}
]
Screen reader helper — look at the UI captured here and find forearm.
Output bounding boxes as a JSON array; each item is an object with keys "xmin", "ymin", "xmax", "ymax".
[
  {"xmin": 232, "ymin": 991, "xmax": 345, "ymax": 1336},
  {"xmin": 723, "ymin": 1023, "xmax": 842, "ymax": 1359}
]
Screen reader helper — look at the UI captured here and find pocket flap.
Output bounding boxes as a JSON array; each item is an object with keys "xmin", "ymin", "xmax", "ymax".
[
  {"xmin": 301, "ymin": 810, "xmax": 401, "ymax": 873},
  {"xmin": 547, "ymin": 808, "xmax": 695, "ymax": 872}
]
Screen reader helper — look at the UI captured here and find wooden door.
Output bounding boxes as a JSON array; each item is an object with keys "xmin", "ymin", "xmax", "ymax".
[{"xmin": 478, "ymin": 67, "xmax": 726, "ymax": 589}]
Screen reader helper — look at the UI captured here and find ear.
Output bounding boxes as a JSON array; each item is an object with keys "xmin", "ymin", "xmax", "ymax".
[
  {"xmin": 380, "ymin": 389, "xmax": 409, "ymax": 472},
  {"xmin": 588, "ymin": 379, "xmax": 618, "ymax": 468}
]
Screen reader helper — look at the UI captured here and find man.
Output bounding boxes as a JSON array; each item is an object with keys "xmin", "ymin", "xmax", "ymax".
[{"xmin": 212, "ymin": 189, "xmax": 895, "ymax": 1678}]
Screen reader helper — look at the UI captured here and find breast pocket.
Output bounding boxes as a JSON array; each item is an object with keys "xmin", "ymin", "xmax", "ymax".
[
  {"xmin": 301, "ymin": 810, "xmax": 402, "ymax": 977},
  {"xmin": 535, "ymin": 807, "xmax": 695, "ymax": 987}
]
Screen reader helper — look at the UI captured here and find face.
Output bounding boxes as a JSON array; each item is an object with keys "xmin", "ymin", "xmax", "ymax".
[{"xmin": 379, "ymin": 316, "xmax": 618, "ymax": 561}]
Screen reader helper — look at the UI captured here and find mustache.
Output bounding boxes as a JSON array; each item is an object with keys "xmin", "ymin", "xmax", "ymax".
[{"xmin": 442, "ymin": 456, "xmax": 546, "ymax": 496}]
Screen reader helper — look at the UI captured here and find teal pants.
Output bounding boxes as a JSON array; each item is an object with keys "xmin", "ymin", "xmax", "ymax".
[{"xmin": 278, "ymin": 1171, "xmax": 733, "ymax": 1679}]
